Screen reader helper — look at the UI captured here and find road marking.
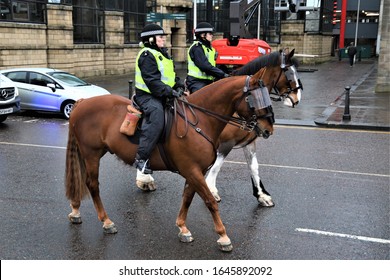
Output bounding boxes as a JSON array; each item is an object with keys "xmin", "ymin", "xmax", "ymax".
[
  {"xmin": 225, "ymin": 160, "xmax": 390, "ymax": 178},
  {"xmin": 275, "ymin": 124, "xmax": 390, "ymax": 134},
  {"xmin": 1, "ymin": 141, "xmax": 388, "ymax": 178},
  {"xmin": 295, "ymin": 228, "xmax": 390, "ymax": 245},
  {"xmin": 0, "ymin": 141, "xmax": 65, "ymax": 150}
]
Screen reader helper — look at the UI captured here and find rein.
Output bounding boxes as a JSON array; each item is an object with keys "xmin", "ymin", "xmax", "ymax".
[
  {"xmin": 171, "ymin": 75, "xmax": 269, "ymax": 147},
  {"xmin": 272, "ymin": 66, "xmax": 302, "ymax": 107}
]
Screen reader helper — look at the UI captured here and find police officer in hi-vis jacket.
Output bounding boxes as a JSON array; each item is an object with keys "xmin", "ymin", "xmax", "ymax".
[
  {"xmin": 133, "ymin": 23, "xmax": 183, "ymax": 175},
  {"xmin": 186, "ymin": 22, "xmax": 228, "ymax": 93}
]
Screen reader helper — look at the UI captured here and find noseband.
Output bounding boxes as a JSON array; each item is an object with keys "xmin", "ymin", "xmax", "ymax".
[{"xmin": 272, "ymin": 65, "xmax": 302, "ymax": 107}]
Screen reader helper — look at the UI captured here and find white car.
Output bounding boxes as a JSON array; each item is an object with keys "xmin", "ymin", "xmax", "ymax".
[
  {"xmin": 0, "ymin": 68, "xmax": 110, "ymax": 119},
  {"xmin": 0, "ymin": 73, "xmax": 20, "ymax": 123}
]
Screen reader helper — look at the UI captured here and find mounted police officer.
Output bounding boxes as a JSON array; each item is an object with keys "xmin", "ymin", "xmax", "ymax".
[
  {"xmin": 186, "ymin": 22, "xmax": 228, "ymax": 93},
  {"xmin": 133, "ymin": 23, "xmax": 183, "ymax": 175}
]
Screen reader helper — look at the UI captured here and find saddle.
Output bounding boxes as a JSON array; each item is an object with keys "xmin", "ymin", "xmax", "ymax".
[{"xmin": 119, "ymin": 98, "xmax": 178, "ymax": 172}]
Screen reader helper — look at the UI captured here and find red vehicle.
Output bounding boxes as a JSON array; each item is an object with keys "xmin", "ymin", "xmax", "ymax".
[
  {"xmin": 212, "ymin": 0, "xmax": 272, "ymax": 73},
  {"xmin": 212, "ymin": 37, "xmax": 271, "ymax": 73}
]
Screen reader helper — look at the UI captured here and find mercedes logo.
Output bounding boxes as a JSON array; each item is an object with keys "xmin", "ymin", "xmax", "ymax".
[{"xmin": 0, "ymin": 89, "xmax": 8, "ymax": 99}]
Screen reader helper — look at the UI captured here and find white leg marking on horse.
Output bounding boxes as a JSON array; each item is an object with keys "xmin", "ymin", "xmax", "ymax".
[
  {"xmin": 217, "ymin": 235, "xmax": 233, "ymax": 252},
  {"xmin": 205, "ymin": 153, "xmax": 225, "ymax": 201},
  {"xmin": 68, "ymin": 205, "xmax": 82, "ymax": 224},
  {"xmin": 243, "ymin": 142, "xmax": 274, "ymax": 207},
  {"xmin": 135, "ymin": 170, "xmax": 156, "ymax": 191}
]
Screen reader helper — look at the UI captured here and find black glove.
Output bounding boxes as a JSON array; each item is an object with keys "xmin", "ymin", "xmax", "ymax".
[
  {"xmin": 172, "ymin": 89, "xmax": 182, "ymax": 98},
  {"xmin": 174, "ymin": 82, "xmax": 185, "ymax": 90},
  {"xmin": 175, "ymin": 86, "xmax": 185, "ymax": 93}
]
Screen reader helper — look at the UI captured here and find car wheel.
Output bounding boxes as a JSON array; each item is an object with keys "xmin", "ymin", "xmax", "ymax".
[
  {"xmin": 62, "ymin": 101, "xmax": 75, "ymax": 119},
  {"xmin": 0, "ymin": 115, "xmax": 7, "ymax": 123}
]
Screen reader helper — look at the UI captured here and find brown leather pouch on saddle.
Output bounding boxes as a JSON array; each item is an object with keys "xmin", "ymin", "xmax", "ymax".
[{"xmin": 120, "ymin": 105, "xmax": 142, "ymax": 136}]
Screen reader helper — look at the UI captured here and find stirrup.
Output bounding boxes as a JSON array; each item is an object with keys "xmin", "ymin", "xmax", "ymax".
[{"xmin": 134, "ymin": 159, "xmax": 153, "ymax": 174}]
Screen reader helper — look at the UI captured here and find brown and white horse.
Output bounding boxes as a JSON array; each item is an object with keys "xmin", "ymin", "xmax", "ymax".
[{"xmin": 207, "ymin": 49, "xmax": 302, "ymax": 205}]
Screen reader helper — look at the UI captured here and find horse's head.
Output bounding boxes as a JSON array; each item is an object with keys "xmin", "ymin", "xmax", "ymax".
[
  {"xmin": 232, "ymin": 49, "xmax": 303, "ymax": 108},
  {"xmin": 235, "ymin": 74, "xmax": 274, "ymax": 139},
  {"xmin": 273, "ymin": 48, "xmax": 303, "ymax": 107}
]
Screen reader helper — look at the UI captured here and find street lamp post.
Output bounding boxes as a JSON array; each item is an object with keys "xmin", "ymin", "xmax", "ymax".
[
  {"xmin": 193, "ymin": 0, "xmax": 197, "ymax": 39},
  {"xmin": 354, "ymin": 0, "xmax": 360, "ymax": 47}
]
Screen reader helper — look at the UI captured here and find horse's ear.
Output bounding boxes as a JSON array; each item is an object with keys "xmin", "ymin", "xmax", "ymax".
[{"xmin": 289, "ymin": 48, "xmax": 295, "ymax": 58}]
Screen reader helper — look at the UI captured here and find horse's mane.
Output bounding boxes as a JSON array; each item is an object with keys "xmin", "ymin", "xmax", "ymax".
[{"xmin": 232, "ymin": 51, "xmax": 280, "ymax": 76}]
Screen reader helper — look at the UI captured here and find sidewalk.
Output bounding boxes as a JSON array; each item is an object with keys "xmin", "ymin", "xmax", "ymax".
[{"xmin": 314, "ymin": 61, "xmax": 390, "ymax": 131}]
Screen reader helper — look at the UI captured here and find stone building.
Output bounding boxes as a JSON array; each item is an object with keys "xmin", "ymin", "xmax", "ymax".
[
  {"xmin": 0, "ymin": 0, "xmax": 388, "ymax": 95},
  {"xmin": 0, "ymin": 0, "xmax": 192, "ymax": 78}
]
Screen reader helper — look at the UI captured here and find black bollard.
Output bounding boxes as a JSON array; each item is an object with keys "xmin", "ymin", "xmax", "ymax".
[
  {"xmin": 343, "ymin": 86, "xmax": 351, "ymax": 121},
  {"xmin": 128, "ymin": 80, "xmax": 133, "ymax": 99}
]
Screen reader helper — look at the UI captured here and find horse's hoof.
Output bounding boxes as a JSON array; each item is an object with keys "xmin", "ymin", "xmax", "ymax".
[
  {"xmin": 178, "ymin": 231, "xmax": 194, "ymax": 243},
  {"xmin": 103, "ymin": 223, "xmax": 118, "ymax": 234},
  {"xmin": 136, "ymin": 180, "xmax": 156, "ymax": 191},
  {"xmin": 258, "ymin": 195, "xmax": 275, "ymax": 207},
  {"xmin": 217, "ymin": 240, "xmax": 233, "ymax": 252},
  {"xmin": 68, "ymin": 213, "xmax": 82, "ymax": 224},
  {"xmin": 212, "ymin": 192, "xmax": 221, "ymax": 203},
  {"xmin": 135, "ymin": 171, "xmax": 156, "ymax": 191}
]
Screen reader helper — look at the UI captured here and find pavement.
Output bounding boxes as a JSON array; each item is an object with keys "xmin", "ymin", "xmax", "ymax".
[
  {"xmin": 313, "ymin": 60, "xmax": 390, "ymax": 131},
  {"xmin": 86, "ymin": 57, "xmax": 390, "ymax": 132}
]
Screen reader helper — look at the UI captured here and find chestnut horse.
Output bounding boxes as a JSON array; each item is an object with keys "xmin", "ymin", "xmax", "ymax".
[
  {"xmin": 65, "ymin": 63, "xmax": 276, "ymax": 252},
  {"xmin": 138, "ymin": 49, "xmax": 303, "ymax": 207}
]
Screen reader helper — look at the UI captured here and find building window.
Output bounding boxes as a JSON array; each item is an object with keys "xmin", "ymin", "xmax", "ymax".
[
  {"xmin": 73, "ymin": 0, "xmax": 104, "ymax": 44},
  {"xmin": 123, "ymin": 0, "xmax": 146, "ymax": 44},
  {"xmin": 0, "ymin": 0, "xmax": 46, "ymax": 23},
  {"xmin": 212, "ymin": 0, "xmax": 229, "ymax": 37},
  {"xmin": 104, "ymin": 0, "xmax": 123, "ymax": 11}
]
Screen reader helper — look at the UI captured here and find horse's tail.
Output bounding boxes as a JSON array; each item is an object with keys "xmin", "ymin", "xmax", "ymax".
[{"xmin": 65, "ymin": 124, "xmax": 90, "ymax": 202}]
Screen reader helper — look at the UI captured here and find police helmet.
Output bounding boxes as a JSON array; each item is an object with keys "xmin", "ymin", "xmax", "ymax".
[
  {"xmin": 140, "ymin": 24, "xmax": 167, "ymax": 44},
  {"xmin": 194, "ymin": 22, "xmax": 214, "ymax": 35}
]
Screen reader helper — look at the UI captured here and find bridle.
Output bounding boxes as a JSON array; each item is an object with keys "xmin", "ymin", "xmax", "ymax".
[
  {"xmin": 171, "ymin": 75, "xmax": 275, "ymax": 148},
  {"xmin": 272, "ymin": 63, "xmax": 303, "ymax": 108}
]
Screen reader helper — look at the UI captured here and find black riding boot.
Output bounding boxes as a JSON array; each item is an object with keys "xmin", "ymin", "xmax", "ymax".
[{"xmin": 134, "ymin": 154, "xmax": 153, "ymax": 174}]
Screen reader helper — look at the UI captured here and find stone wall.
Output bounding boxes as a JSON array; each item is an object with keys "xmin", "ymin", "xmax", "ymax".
[
  {"xmin": 278, "ymin": 20, "xmax": 333, "ymax": 64},
  {"xmin": 157, "ymin": 0, "xmax": 192, "ymax": 8},
  {"xmin": 375, "ymin": 0, "xmax": 390, "ymax": 93},
  {"xmin": 46, "ymin": 4, "xmax": 74, "ymax": 71},
  {"xmin": 0, "ymin": 3, "xmax": 193, "ymax": 78},
  {"xmin": 0, "ymin": 22, "xmax": 47, "ymax": 68},
  {"xmin": 0, "ymin": 4, "xmax": 139, "ymax": 78}
]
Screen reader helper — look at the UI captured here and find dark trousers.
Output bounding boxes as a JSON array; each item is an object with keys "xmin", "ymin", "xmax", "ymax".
[
  {"xmin": 134, "ymin": 92, "xmax": 164, "ymax": 160},
  {"xmin": 186, "ymin": 76, "xmax": 213, "ymax": 93},
  {"xmin": 348, "ymin": 55, "xmax": 355, "ymax": 66}
]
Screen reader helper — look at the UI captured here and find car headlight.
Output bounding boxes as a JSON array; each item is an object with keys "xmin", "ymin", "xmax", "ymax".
[
  {"xmin": 258, "ymin": 47, "xmax": 266, "ymax": 55},
  {"xmin": 14, "ymin": 87, "xmax": 19, "ymax": 97}
]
